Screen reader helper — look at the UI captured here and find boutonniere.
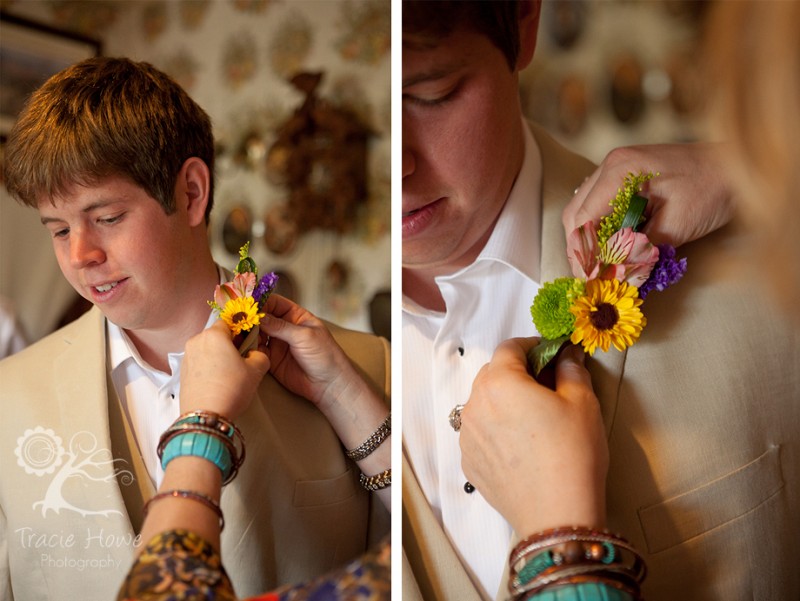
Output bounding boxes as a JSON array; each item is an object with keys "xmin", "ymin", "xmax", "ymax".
[
  {"xmin": 208, "ymin": 242, "xmax": 279, "ymax": 355},
  {"xmin": 528, "ymin": 172, "xmax": 687, "ymax": 376}
]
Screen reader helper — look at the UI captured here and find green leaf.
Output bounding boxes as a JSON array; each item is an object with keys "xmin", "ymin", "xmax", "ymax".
[
  {"xmin": 238, "ymin": 326, "xmax": 260, "ymax": 356},
  {"xmin": 235, "ymin": 256, "xmax": 258, "ymax": 275},
  {"xmin": 620, "ymin": 194, "xmax": 648, "ymax": 232},
  {"xmin": 526, "ymin": 335, "xmax": 570, "ymax": 377}
]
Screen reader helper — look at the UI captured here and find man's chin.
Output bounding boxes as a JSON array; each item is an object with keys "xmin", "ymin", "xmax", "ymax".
[{"xmin": 97, "ymin": 309, "xmax": 139, "ymax": 332}]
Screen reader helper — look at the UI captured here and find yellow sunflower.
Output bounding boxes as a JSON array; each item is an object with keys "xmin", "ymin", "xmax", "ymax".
[
  {"xmin": 569, "ymin": 279, "xmax": 646, "ymax": 355},
  {"xmin": 219, "ymin": 296, "xmax": 265, "ymax": 336}
]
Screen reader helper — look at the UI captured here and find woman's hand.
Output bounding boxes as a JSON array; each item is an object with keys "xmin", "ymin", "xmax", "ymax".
[
  {"xmin": 260, "ymin": 294, "xmax": 365, "ymax": 412},
  {"xmin": 459, "ymin": 340, "xmax": 608, "ymax": 537},
  {"xmin": 260, "ymin": 294, "xmax": 391, "ymax": 510},
  {"xmin": 564, "ymin": 143, "xmax": 735, "ymax": 248},
  {"xmin": 180, "ymin": 320, "xmax": 270, "ymax": 419}
]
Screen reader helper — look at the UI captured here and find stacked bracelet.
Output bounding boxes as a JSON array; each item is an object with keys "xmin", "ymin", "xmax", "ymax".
[
  {"xmin": 508, "ymin": 527, "xmax": 646, "ymax": 600},
  {"xmin": 359, "ymin": 468, "xmax": 391, "ymax": 491},
  {"xmin": 157, "ymin": 411, "xmax": 246, "ymax": 485},
  {"xmin": 143, "ymin": 489, "xmax": 225, "ymax": 530},
  {"xmin": 346, "ymin": 413, "xmax": 391, "ymax": 461}
]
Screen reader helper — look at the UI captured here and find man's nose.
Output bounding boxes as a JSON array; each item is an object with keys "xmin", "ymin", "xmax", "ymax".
[{"xmin": 70, "ymin": 230, "xmax": 106, "ymax": 269}]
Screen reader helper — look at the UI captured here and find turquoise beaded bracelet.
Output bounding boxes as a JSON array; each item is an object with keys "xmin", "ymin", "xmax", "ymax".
[
  {"xmin": 158, "ymin": 411, "xmax": 246, "ymax": 486},
  {"xmin": 175, "ymin": 414, "xmax": 235, "ymax": 438},
  {"xmin": 160, "ymin": 431, "xmax": 233, "ymax": 480}
]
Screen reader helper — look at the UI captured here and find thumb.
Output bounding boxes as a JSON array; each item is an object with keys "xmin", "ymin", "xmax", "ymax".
[
  {"xmin": 554, "ymin": 344, "xmax": 595, "ymax": 402},
  {"xmin": 243, "ymin": 348, "xmax": 270, "ymax": 378}
]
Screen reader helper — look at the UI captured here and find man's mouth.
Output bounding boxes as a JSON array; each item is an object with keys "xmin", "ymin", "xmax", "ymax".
[{"xmin": 94, "ymin": 281, "xmax": 120, "ymax": 293}]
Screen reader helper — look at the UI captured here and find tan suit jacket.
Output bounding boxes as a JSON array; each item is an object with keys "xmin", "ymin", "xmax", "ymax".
[
  {"xmin": 0, "ymin": 306, "xmax": 390, "ymax": 600},
  {"xmin": 402, "ymin": 125, "xmax": 800, "ymax": 600}
]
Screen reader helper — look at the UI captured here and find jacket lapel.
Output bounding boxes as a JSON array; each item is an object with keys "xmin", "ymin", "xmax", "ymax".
[
  {"xmin": 534, "ymin": 124, "xmax": 587, "ymax": 283},
  {"xmin": 402, "ymin": 453, "xmax": 486, "ymax": 601},
  {"xmin": 402, "ymin": 125, "xmax": 627, "ymax": 601},
  {"xmin": 106, "ymin": 370, "xmax": 155, "ymax": 532},
  {"xmin": 52, "ymin": 307, "xmax": 148, "ymax": 528},
  {"xmin": 492, "ymin": 125, "xmax": 627, "ymax": 601},
  {"xmin": 532, "ymin": 124, "xmax": 625, "ymax": 437}
]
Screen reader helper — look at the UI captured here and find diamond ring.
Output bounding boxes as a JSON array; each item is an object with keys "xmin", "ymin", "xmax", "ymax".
[{"xmin": 448, "ymin": 404, "xmax": 465, "ymax": 432}]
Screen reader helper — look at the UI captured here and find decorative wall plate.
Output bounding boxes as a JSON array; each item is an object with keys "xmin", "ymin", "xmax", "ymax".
[
  {"xmin": 546, "ymin": 0, "xmax": 586, "ymax": 50},
  {"xmin": 221, "ymin": 205, "xmax": 253, "ymax": 256},
  {"xmin": 272, "ymin": 269, "xmax": 298, "ymax": 302},
  {"xmin": 556, "ymin": 74, "xmax": 588, "ymax": 135},
  {"xmin": 263, "ymin": 203, "xmax": 298, "ymax": 256},
  {"xmin": 610, "ymin": 52, "xmax": 645, "ymax": 125}
]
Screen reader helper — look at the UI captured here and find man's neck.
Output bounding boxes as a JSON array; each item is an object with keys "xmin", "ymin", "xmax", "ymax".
[
  {"xmin": 402, "ymin": 266, "xmax": 446, "ymax": 312},
  {"xmin": 402, "ymin": 206, "xmax": 506, "ymax": 312},
  {"xmin": 124, "ymin": 259, "xmax": 219, "ymax": 373}
]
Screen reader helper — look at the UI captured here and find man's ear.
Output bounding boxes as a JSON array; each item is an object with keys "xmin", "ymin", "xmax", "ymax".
[
  {"xmin": 517, "ymin": 0, "xmax": 542, "ymax": 72},
  {"xmin": 176, "ymin": 157, "xmax": 210, "ymax": 227}
]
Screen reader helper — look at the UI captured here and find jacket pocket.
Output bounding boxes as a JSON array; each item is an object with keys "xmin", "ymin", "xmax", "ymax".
[
  {"xmin": 638, "ymin": 445, "xmax": 784, "ymax": 553},
  {"xmin": 292, "ymin": 468, "xmax": 359, "ymax": 507}
]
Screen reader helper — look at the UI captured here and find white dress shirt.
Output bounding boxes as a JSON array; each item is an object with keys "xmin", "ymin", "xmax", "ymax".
[
  {"xmin": 403, "ymin": 122, "xmax": 544, "ymax": 598},
  {"xmin": 107, "ymin": 268, "xmax": 223, "ymax": 488},
  {"xmin": 0, "ymin": 297, "xmax": 28, "ymax": 359}
]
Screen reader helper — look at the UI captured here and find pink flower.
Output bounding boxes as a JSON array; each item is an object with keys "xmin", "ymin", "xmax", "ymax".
[
  {"xmin": 213, "ymin": 272, "xmax": 256, "ymax": 307},
  {"xmin": 567, "ymin": 220, "xmax": 602, "ymax": 280},
  {"xmin": 598, "ymin": 228, "xmax": 659, "ymax": 287}
]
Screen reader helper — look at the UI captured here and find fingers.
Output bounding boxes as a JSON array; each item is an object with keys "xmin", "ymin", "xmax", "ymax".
[
  {"xmin": 565, "ymin": 171, "xmax": 624, "ymax": 235},
  {"xmin": 183, "ymin": 320, "xmax": 231, "ymax": 358},
  {"xmin": 260, "ymin": 313, "xmax": 314, "ymax": 350},
  {"xmin": 263, "ymin": 293, "xmax": 304, "ymax": 321},
  {"xmin": 554, "ymin": 344, "xmax": 596, "ymax": 404},
  {"xmin": 208, "ymin": 318, "xmax": 234, "ymax": 337},
  {"xmin": 261, "ymin": 295, "xmax": 324, "ymax": 342},
  {"xmin": 243, "ymin": 350, "xmax": 270, "ymax": 377},
  {"xmin": 491, "ymin": 336, "xmax": 540, "ymax": 368},
  {"xmin": 563, "ymin": 168, "xmax": 602, "ymax": 233}
]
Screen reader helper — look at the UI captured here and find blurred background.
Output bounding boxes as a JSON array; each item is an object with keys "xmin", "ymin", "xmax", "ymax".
[
  {"xmin": 524, "ymin": 0, "xmax": 708, "ymax": 161},
  {"xmin": 0, "ymin": 0, "xmax": 391, "ymax": 348},
  {"xmin": 0, "ymin": 0, "xmax": 708, "ymax": 355}
]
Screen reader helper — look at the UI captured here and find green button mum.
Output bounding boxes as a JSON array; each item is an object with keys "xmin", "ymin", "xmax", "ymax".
[{"xmin": 530, "ymin": 277, "xmax": 585, "ymax": 339}]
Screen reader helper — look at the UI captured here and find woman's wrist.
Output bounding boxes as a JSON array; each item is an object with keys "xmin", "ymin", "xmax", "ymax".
[
  {"xmin": 315, "ymin": 354, "xmax": 370, "ymax": 413},
  {"xmin": 508, "ymin": 526, "xmax": 646, "ymax": 600},
  {"xmin": 511, "ymin": 482, "xmax": 606, "ymax": 537},
  {"xmin": 138, "ymin": 455, "xmax": 224, "ymax": 553}
]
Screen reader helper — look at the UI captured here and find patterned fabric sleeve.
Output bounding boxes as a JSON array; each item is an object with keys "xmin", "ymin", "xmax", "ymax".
[
  {"xmin": 117, "ymin": 529, "xmax": 391, "ymax": 601},
  {"xmin": 257, "ymin": 535, "xmax": 391, "ymax": 601},
  {"xmin": 117, "ymin": 529, "xmax": 236, "ymax": 601}
]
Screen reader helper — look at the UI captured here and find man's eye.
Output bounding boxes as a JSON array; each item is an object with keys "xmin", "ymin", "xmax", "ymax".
[
  {"xmin": 99, "ymin": 213, "xmax": 124, "ymax": 225},
  {"xmin": 403, "ymin": 82, "xmax": 461, "ymax": 108},
  {"xmin": 404, "ymin": 94, "xmax": 451, "ymax": 107},
  {"xmin": 53, "ymin": 228, "xmax": 69, "ymax": 239}
]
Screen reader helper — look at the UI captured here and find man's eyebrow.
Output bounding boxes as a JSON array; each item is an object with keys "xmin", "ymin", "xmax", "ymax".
[
  {"xmin": 40, "ymin": 200, "xmax": 119, "ymax": 225},
  {"xmin": 402, "ymin": 49, "xmax": 467, "ymax": 89}
]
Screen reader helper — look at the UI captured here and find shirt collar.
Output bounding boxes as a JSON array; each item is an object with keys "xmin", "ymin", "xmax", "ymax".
[
  {"xmin": 107, "ymin": 265, "xmax": 225, "ymax": 373},
  {"xmin": 474, "ymin": 120, "xmax": 542, "ymax": 282}
]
